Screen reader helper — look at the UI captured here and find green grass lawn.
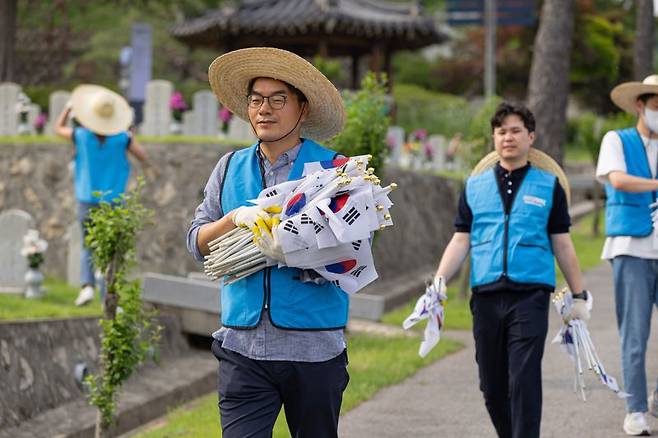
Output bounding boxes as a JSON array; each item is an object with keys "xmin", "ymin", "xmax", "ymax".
[
  {"xmin": 0, "ymin": 278, "xmax": 101, "ymax": 321},
  {"xmin": 132, "ymin": 333, "xmax": 462, "ymax": 438}
]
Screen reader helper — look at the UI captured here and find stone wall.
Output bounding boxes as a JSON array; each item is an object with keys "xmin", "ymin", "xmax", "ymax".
[
  {"xmin": 0, "ymin": 315, "xmax": 188, "ymax": 430},
  {"xmin": 1, "ymin": 142, "xmax": 460, "ymax": 280}
]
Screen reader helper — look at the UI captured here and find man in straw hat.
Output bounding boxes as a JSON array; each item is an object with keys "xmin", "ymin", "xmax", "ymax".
[
  {"xmin": 55, "ymin": 84, "xmax": 149, "ymax": 306},
  {"xmin": 186, "ymin": 47, "xmax": 349, "ymax": 437},
  {"xmin": 596, "ymin": 74, "xmax": 658, "ymax": 436},
  {"xmin": 423, "ymin": 102, "xmax": 589, "ymax": 438}
]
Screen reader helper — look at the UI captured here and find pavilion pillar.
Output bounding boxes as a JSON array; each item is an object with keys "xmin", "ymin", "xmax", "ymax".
[
  {"xmin": 351, "ymin": 52, "xmax": 360, "ymax": 89},
  {"xmin": 317, "ymin": 40, "xmax": 329, "ymax": 58},
  {"xmin": 369, "ymin": 43, "xmax": 385, "ymax": 74}
]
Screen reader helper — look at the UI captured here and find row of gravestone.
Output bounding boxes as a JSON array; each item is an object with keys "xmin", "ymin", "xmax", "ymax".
[
  {"xmin": 385, "ymin": 126, "xmax": 466, "ymax": 172},
  {"xmin": 0, "ymin": 208, "xmax": 84, "ymax": 293},
  {"xmin": 0, "ymin": 81, "xmax": 257, "ymax": 142}
]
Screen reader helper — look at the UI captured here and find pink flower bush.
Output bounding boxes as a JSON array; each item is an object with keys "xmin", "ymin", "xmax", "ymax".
[{"xmin": 170, "ymin": 92, "xmax": 188, "ymax": 121}]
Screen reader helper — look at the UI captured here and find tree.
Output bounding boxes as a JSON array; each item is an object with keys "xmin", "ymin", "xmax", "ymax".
[
  {"xmin": 526, "ymin": 0, "xmax": 576, "ymax": 164},
  {"xmin": 633, "ymin": 0, "xmax": 654, "ymax": 80},
  {"xmin": 0, "ymin": 0, "xmax": 17, "ymax": 82},
  {"xmin": 84, "ymin": 180, "xmax": 160, "ymax": 437}
]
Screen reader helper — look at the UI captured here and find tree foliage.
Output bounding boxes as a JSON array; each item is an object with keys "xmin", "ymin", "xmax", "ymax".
[
  {"xmin": 329, "ymin": 73, "xmax": 390, "ymax": 174},
  {"xmin": 84, "ymin": 179, "xmax": 160, "ymax": 435}
]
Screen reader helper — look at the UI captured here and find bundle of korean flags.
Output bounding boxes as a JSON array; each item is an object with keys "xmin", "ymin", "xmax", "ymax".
[
  {"xmin": 204, "ymin": 155, "xmax": 396, "ymax": 294},
  {"xmin": 552, "ymin": 288, "xmax": 628, "ymax": 401}
]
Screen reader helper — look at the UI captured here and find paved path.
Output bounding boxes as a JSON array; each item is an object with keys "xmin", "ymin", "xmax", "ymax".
[{"xmin": 339, "ymin": 263, "xmax": 658, "ymax": 437}]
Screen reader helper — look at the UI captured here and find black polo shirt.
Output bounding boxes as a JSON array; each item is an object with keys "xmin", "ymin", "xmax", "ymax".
[{"xmin": 455, "ymin": 162, "xmax": 571, "ymax": 294}]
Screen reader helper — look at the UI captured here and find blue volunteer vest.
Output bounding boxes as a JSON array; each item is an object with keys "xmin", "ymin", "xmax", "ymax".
[
  {"xmin": 604, "ymin": 128, "xmax": 656, "ymax": 237},
  {"xmin": 220, "ymin": 139, "xmax": 350, "ymax": 329},
  {"xmin": 73, "ymin": 127, "xmax": 131, "ymax": 203},
  {"xmin": 466, "ymin": 166, "xmax": 556, "ymax": 289}
]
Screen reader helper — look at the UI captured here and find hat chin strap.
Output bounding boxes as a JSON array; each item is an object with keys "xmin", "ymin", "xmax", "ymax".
[{"xmin": 250, "ymin": 103, "xmax": 306, "ymax": 144}]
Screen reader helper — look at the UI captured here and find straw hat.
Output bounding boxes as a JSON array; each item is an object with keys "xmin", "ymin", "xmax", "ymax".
[
  {"xmin": 70, "ymin": 85, "xmax": 133, "ymax": 136},
  {"xmin": 471, "ymin": 148, "xmax": 571, "ymax": 205},
  {"xmin": 208, "ymin": 47, "xmax": 345, "ymax": 141},
  {"xmin": 610, "ymin": 75, "xmax": 658, "ymax": 114}
]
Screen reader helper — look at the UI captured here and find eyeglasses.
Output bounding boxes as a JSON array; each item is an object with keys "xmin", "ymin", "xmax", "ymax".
[{"xmin": 247, "ymin": 94, "xmax": 288, "ymax": 110}]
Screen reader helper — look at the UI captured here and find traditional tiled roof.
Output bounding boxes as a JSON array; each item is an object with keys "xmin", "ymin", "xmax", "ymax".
[{"xmin": 171, "ymin": 0, "xmax": 445, "ymax": 54}]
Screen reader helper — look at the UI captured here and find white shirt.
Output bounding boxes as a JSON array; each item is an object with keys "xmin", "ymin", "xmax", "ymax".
[{"xmin": 596, "ymin": 129, "xmax": 658, "ymax": 260}]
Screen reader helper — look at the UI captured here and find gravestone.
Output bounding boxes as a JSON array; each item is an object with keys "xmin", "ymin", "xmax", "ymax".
[
  {"xmin": 141, "ymin": 80, "xmax": 172, "ymax": 136},
  {"xmin": 182, "ymin": 111, "xmax": 197, "ymax": 136},
  {"xmin": 45, "ymin": 91, "xmax": 72, "ymax": 135},
  {"xmin": 192, "ymin": 91, "xmax": 219, "ymax": 137},
  {"xmin": 226, "ymin": 117, "xmax": 256, "ymax": 143},
  {"xmin": 428, "ymin": 134, "xmax": 447, "ymax": 170},
  {"xmin": 386, "ymin": 126, "xmax": 405, "ymax": 165},
  {"xmin": 0, "ymin": 82, "xmax": 21, "ymax": 136},
  {"xmin": 66, "ymin": 222, "xmax": 82, "ymax": 287},
  {"xmin": 0, "ymin": 210, "xmax": 35, "ymax": 293}
]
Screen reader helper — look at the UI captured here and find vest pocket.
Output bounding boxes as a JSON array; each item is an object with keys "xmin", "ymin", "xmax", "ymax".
[
  {"xmin": 470, "ymin": 239, "xmax": 492, "ymax": 248},
  {"xmin": 516, "ymin": 241, "xmax": 548, "ymax": 252}
]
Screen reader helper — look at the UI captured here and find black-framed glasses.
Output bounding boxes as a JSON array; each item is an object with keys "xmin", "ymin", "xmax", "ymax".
[{"xmin": 247, "ymin": 94, "xmax": 288, "ymax": 110}]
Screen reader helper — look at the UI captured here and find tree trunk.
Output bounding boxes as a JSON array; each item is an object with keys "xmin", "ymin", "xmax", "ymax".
[
  {"xmin": 0, "ymin": 0, "xmax": 17, "ymax": 82},
  {"xmin": 634, "ymin": 0, "xmax": 654, "ymax": 80},
  {"xmin": 526, "ymin": 0, "xmax": 575, "ymax": 165}
]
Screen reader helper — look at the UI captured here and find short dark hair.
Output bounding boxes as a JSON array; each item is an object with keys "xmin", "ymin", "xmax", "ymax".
[
  {"xmin": 490, "ymin": 102, "xmax": 535, "ymax": 133},
  {"xmin": 637, "ymin": 93, "xmax": 658, "ymax": 104},
  {"xmin": 247, "ymin": 77, "xmax": 308, "ymax": 103}
]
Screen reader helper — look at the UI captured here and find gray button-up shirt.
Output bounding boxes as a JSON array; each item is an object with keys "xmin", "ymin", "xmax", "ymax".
[{"xmin": 186, "ymin": 143, "xmax": 346, "ymax": 362}]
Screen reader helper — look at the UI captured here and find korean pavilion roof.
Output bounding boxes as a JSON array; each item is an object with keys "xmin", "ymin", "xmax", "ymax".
[{"xmin": 171, "ymin": 0, "xmax": 446, "ymax": 56}]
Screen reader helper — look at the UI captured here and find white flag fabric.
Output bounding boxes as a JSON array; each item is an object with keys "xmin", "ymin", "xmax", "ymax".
[{"xmin": 403, "ymin": 278, "xmax": 447, "ymax": 358}]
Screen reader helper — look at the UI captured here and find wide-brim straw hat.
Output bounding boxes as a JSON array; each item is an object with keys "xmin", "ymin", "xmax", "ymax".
[
  {"xmin": 208, "ymin": 47, "xmax": 345, "ymax": 141},
  {"xmin": 71, "ymin": 84, "xmax": 132, "ymax": 136},
  {"xmin": 471, "ymin": 148, "xmax": 571, "ymax": 205},
  {"xmin": 610, "ymin": 75, "xmax": 658, "ymax": 114}
]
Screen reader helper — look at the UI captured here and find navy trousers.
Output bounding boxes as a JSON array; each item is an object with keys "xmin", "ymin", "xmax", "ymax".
[
  {"xmin": 211, "ymin": 339, "xmax": 349, "ymax": 438},
  {"xmin": 471, "ymin": 289, "xmax": 550, "ymax": 438}
]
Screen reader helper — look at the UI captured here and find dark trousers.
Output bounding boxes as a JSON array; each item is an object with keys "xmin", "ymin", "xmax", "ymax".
[
  {"xmin": 211, "ymin": 339, "xmax": 349, "ymax": 438},
  {"xmin": 471, "ymin": 290, "xmax": 550, "ymax": 438}
]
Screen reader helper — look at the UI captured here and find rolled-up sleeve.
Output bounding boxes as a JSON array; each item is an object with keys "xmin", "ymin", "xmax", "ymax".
[{"xmin": 186, "ymin": 152, "xmax": 232, "ymax": 261}]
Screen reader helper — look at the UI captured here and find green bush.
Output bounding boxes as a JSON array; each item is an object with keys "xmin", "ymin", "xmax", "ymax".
[
  {"xmin": 393, "ymin": 84, "xmax": 471, "ymax": 138},
  {"xmin": 329, "ymin": 72, "xmax": 390, "ymax": 174}
]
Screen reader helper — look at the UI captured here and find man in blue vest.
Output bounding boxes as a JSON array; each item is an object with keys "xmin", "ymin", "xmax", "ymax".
[
  {"xmin": 55, "ymin": 84, "xmax": 149, "ymax": 307},
  {"xmin": 596, "ymin": 75, "xmax": 658, "ymax": 436},
  {"xmin": 186, "ymin": 48, "xmax": 349, "ymax": 438},
  {"xmin": 428, "ymin": 102, "xmax": 589, "ymax": 438}
]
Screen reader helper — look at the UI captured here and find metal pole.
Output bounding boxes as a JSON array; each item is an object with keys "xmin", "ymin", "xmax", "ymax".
[{"xmin": 484, "ymin": 0, "xmax": 497, "ymax": 97}]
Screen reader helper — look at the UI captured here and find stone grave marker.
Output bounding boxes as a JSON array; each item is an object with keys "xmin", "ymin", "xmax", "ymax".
[
  {"xmin": 226, "ymin": 117, "xmax": 256, "ymax": 143},
  {"xmin": 192, "ymin": 90, "xmax": 219, "ymax": 137},
  {"xmin": 0, "ymin": 82, "xmax": 20, "ymax": 136},
  {"xmin": 428, "ymin": 134, "xmax": 447, "ymax": 170},
  {"xmin": 45, "ymin": 90, "xmax": 72, "ymax": 135},
  {"xmin": 141, "ymin": 80, "xmax": 172, "ymax": 136},
  {"xmin": 66, "ymin": 222, "xmax": 82, "ymax": 287},
  {"xmin": 386, "ymin": 126, "xmax": 405, "ymax": 165},
  {"xmin": 182, "ymin": 111, "xmax": 197, "ymax": 136},
  {"xmin": 0, "ymin": 210, "xmax": 35, "ymax": 293}
]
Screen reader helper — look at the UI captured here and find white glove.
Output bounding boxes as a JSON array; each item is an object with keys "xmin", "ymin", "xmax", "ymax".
[
  {"xmin": 232, "ymin": 205, "xmax": 270, "ymax": 229},
  {"xmin": 567, "ymin": 291, "xmax": 591, "ymax": 322}
]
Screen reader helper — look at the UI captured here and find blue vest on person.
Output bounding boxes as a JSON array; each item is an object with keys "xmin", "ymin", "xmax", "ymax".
[
  {"xmin": 73, "ymin": 127, "xmax": 131, "ymax": 203},
  {"xmin": 466, "ymin": 166, "xmax": 556, "ymax": 289},
  {"xmin": 220, "ymin": 139, "xmax": 350, "ymax": 329},
  {"xmin": 604, "ymin": 128, "xmax": 656, "ymax": 237}
]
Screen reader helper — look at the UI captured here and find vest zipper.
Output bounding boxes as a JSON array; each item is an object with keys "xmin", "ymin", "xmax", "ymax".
[
  {"xmin": 257, "ymin": 144, "xmax": 271, "ymax": 313},
  {"xmin": 502, "ymin": 214, "xmax": 509, "ymax": 276}
]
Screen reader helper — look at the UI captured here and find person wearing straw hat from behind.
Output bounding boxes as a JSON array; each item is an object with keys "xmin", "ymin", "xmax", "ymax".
[
  {"xmin": 186, "ymin": 48, "xmax": 349, "ymax": 437},
  {"xmin": 414, "ymin": 102, "xmax": 589, "ymax": 438},
  {"xmin": 55, "ymin": 84, "xmax": 150, "ymax": 306},
  {"xmin": 596, "ymin": 75, "xmax": 658, "ymax": 436}
]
